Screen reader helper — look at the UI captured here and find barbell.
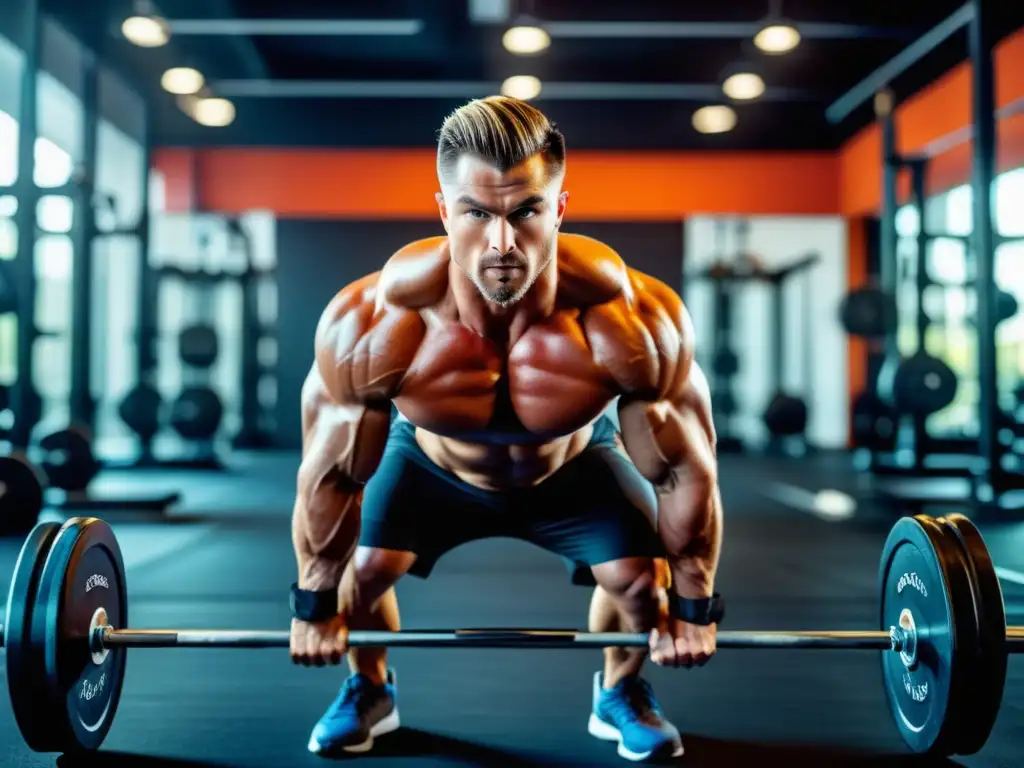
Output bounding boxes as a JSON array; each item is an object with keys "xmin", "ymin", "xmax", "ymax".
[{"xmin": 2, "ymin": 512, "xmax": 1021, "ymax": 756}]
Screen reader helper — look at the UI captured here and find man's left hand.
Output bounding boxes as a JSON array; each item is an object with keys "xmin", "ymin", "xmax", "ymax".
[{"xmin": 649, "ymin": 617, "xmax": 717, "ymax": 668}]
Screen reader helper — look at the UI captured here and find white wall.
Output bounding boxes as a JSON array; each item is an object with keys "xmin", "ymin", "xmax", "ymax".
[{"xmin": 684, "ymin": 216, "xmax": 849, "ymax": 449}]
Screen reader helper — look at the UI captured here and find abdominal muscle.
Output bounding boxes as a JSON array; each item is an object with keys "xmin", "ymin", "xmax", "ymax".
[{"xmin": 413, "ymin": 423, "xmax": 595, "ymax": 491}]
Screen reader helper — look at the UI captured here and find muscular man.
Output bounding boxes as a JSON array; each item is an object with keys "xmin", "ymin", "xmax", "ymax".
[{"xmin": 290, "ymin": 96, "xmax": 723, "ymax": 762}]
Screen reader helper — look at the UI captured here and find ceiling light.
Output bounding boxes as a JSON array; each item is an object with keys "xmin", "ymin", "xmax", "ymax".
[
  {"xmin": 121, "ymin": 15, "xmax": 170, "ymax": 48},
  {"xmin": 502, "ymin": 25, "xmax": 550, "ymax": 55},
  {"xmin": 192, "ymin": 97, "xmax": 236, "ymax": 127},
  {"xmin": 161, "ymin": 67, "xmax": 205, "ymax": 95},
  {"xmin": 754, "ymin": 24, "xmax": 800, "ymax": 54},
  {"xmin": 722, "ymin": 72, "xmax": 765, "ymax": 101},
  {"xmin": 692, "ymin": 105, "xmax": 737, "ymax": 135},
  {"xmin": 501, "ymin": 75, "xmax": 542, "ymax": 100}
]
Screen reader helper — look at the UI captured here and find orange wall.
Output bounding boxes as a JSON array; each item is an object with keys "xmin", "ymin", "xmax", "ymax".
[{"xmin": 153, "ymin": 148, "xmax": 841, "ymax": 219}]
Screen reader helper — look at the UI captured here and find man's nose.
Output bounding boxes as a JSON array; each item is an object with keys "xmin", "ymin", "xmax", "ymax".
[{"xmin": 487, "ymin": 217, "xmax": 515, "ymax": 255}]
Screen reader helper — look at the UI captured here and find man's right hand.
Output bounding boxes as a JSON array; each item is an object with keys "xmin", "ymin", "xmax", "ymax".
[{"xmin": 290, "ymin": 613, "xmax": 349, "ymax": 666}]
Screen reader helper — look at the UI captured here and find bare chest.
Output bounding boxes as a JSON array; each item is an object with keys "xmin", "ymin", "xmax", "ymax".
[{"xmin": 392, "ymin": 320, "xmax": 620, "ymax": 443}]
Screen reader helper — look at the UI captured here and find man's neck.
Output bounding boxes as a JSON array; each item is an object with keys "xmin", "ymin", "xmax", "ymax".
[{"xmin": 450, "ymin": 256, "xmax": 558, "ymax": 347}]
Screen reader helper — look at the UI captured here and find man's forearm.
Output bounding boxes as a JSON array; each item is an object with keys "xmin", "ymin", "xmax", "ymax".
[
  {"xmin": 657, "ymin": 479, "xmax": 723, "ymax": 600},
  {"xmin": 291, "ymin": 490, "xmax": 361, "ymax": 592}
]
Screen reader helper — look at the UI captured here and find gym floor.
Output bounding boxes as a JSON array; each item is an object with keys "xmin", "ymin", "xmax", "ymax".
[{"xmin": 1, "ymin": 452, "xmax": 1021, "ymax": 768}]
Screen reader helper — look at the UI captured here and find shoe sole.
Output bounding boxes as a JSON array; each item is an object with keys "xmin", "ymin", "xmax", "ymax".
[
  {"xmin": 308, "ymin": 707, "xmax": 402, "ymax": 755},
  {"xmin": 588, "ymin": 713, "xmax": 684, "ymax": 762}
]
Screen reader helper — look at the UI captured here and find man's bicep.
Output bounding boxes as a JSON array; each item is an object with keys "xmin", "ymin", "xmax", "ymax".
[{"xmin": 617, "ymin": 362, "xmax": 716, "ymax": 488}]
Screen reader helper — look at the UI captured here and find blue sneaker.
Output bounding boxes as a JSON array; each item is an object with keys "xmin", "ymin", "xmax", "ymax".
[
  {"xmin": 307, "ymin": 670, "xmax": 401, "ymax": 755},
  {"xmin": 588, "ymin": 672, "xmax": 684, "ymax": 762}
]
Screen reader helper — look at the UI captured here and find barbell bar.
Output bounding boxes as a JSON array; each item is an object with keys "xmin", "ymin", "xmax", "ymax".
[
  {"xmin": 94, "ymin": 626, "xmax": 907, "ymax": 651},
  {"xmin": 1, "ymin": 511, "xmax": 1017, "ymax": 758}
]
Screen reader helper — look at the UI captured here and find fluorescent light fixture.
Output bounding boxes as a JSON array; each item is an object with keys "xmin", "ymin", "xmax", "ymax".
[
  {"xmin": 502, "ymin": 25, "xmax": 550, "ymax": 55},
  {"xmin": 161, "ymin": 67, "xmax": 205, "ymax": 95},
  {"xmin": 692, "ymin": 105, "xmax": 737, "ymax": 134},
  {"xmin": 121, "ymin": 15, "xmax": 170, "ymax": 47},
  {"xmin": 501, "ymin": 75, "xmax": 542, "ymax": 100},
  {"xmin": 723, "ymin": 72, "xmax": 765, "ymax": 101},
  {"xmin": 754, "ymin": 24, "xmax": 800, "ymax": 54},
  {"xmin": 193, "ymin": 97, "xmax": 236, "ymax": 127}
]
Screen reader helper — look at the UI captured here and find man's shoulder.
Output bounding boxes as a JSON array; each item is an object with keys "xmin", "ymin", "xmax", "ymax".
[
  {"xmin": 557, "ymin": 231, "xmax": 687, "ymax": 325},
  {"xmin": 556, "ymin": 232, "xmax": 631, "ymax": 307},
  {"xmin": 319, "ymin": 236, "xmax": 447, "ymax": 316},
  {"xmin": 559, "ymin": 234, "xmax": 694, "ymax": 397},
  {"xmin": 379, "ymin": 236, "xmax": 451, "ymax": 309}
]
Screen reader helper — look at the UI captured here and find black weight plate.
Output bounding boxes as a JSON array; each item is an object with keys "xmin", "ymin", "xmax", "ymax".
[
  {"xmin": 39, "ymin": 427, "xmax": 99, "ymax": 493},
  {"xmin": 29, "ymin": 517, "xmax": 128, "ymax": 752},
  {"xmin": 170, "ymin": 386, "xmax": 224, "ymax": 440},
  {"xmin": 0, "ymin": 258, "xmax": 17, "ymax": 314},
  {"xmin": 5, "ymin": 521, "xmax": 62, "ymax": 750},
  {"xmin": 0, "ymin": 454, "xmax": 45, "ymax": 535},
  {"xmin": 710, "ymin": 390, "xmax": 736, "ymax": 416},
  {"xmin": 878, "ymin": 515, "xmax": 967, "ymax": 755},
  {"xmin": 712, "ymin": 349, "xmax": 739, "ymax": 377},
  {"xmin": 938, "ymin": 514, "xmax": 1007, "ymax": 755},
  {"xmin": 996, "ymin": 290, "xmax": 1019, "ymax": 324},
  {"xmin": 118, "ymin": 383, "xmax": 162, "ymax": 439},
  {"xmin": 840, "ymin": 287, "xmax": 897, "ymax": 338},
  {"xmin": 889, "ymin": 353, "xmax": 958, "ymax": 416},
  {"xmin": 0, "ymin": 382, "xmax": 8, "ymax": 412},
  {"xmin": 179, "ymin": 324, "xmax": 219, "ymax": 369},
  {"xmin": 852, "ymin": 392, "xmax": 898, "ymax": 451},
  {"xmin": 762, "ymin": 392, "xmax": 808, "ymax": 436}
]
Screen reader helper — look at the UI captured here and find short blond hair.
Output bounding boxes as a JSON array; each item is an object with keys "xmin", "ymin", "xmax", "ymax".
[{"xmin": 437, "ymin": 96, "xmax": 565, "ymax": 181}]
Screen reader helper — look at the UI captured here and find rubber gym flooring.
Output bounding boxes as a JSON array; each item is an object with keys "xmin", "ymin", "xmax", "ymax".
[{"xmin": 1, "ymin": 452, "xmax": 1022, "ymax": 767}]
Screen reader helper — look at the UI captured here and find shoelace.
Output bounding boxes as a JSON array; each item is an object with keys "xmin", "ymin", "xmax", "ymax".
[
  {"xmin": 606, "ymin": 677, "xmax": 660, "ymax": 724},
  {"xmin": 331, "ymin": 676, "xmax": 379, "ymax": 717}
]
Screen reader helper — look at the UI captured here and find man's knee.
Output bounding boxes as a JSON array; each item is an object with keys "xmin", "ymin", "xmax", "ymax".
[
  {"xmin": 592, "ymin": 557, "xmax": 659, "ymax": 603},
  {"xmin": 344, "ymin": 546, "xmax": 415, "ymax": 610}
]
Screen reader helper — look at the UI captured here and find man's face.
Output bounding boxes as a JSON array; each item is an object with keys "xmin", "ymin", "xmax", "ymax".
[{"xmin": 437, "ymin": 153, "xmax": 568, "ymax": 306}]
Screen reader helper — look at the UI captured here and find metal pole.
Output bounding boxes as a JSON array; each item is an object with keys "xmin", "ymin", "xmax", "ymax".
[
  {"xmin": 95, "ymin": 626, "xmax": 903, "ymax": 652},
  {"xmin": 968, "ymin": 0, "xmax": 999, "ymax": 498},
  {"xmin": 9, "ymin": 0, "xmax": 42, "ymax": 450},
  {"xmin": 911, "ymin": 159, "xmax": 930, "ymax": 465},
  {"xmin": 68, "ymin": 53, "xmax": 99, "ymax": 429},
  {"xmin": 877, "ymin": 91, "xmax": 900, "ymax": 369}
]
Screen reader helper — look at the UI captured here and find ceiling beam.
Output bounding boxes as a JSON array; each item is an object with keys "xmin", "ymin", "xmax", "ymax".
[
  {"xmin": 166, "ymin": 19, "xmax": 424, "ymax": 36},
  {"xmin": 825, "ymin": 2, "xmax": 975, "ymax": 124},
  {"xmin": 211, "ymin": 79, "xmax": 822, "ymax": 101},
  {"xmin": 468, "ymin": 0, "xmax": 510, "ymax": 24},
  {"xmin": 540, "ymin": 21, "xmax": 921, "ymax": 40}
]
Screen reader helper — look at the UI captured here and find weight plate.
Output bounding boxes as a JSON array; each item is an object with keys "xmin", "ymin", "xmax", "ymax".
[
  {"xmin": 118, "ymin": 383, "xmax": 163, "ymax": 439},
  {"xmin": 762, "ymin": 392, "xmax": 808, "ymax": 436},
  {"xmin": 851, "ymin": 392, "xmax": 898, "ymax": 451},
  {"xmin": 179, "ymin": 324, "xmax": 219, "ymax": 369},
  {"xmin": 0, "ymin": 454, "xmax": 45, "ymax": 535},
  {"xmin": 5, "ymin": 521, "xmax": 62, "ymax": 751},
  {"xmin": 938, "ymin": 514, "xmax": 1008, "ymax": 755},
  {"xmin": 878, "ymin": 515, "xmax": 966, "ymax": 755},
  {"xmin": 0, "ymin": 259, "xmax": 17, "ymax": 314},
  {"xmin": 0, "ymin": 382, "xmax": 9, "ymax": 412},
  {"xmin": 712, "ymin": 349, "xmax": 739, "ymax": 377},
  {"xmin": 170, "ymin": 386, "xmax": 224, "ymax": 440},
  {"xmin": 887, "ymin": 353, "xmax": 958, "ymax": 416},
  {"xmin": 29, "ymin": 517, "xmax": 128, "ymax": 752},
  {"xmin": 839, "ymin": 288, "xmax": 897, "ymax": 338},
  {"xmin": 39, "ymin": 426, "xmax": 100, "ymax": 493}
]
